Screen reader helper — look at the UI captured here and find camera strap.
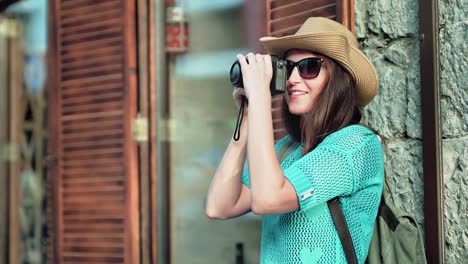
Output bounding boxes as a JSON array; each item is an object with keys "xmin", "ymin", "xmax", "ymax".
[{"xmin": 233, "ymin": 97, "xmax": 245, "ymax": 141}]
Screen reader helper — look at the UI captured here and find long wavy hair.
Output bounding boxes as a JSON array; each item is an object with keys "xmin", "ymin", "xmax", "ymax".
[{"xmin": 282, "ymin": 53, "xmax": 362, "ymax": 156}]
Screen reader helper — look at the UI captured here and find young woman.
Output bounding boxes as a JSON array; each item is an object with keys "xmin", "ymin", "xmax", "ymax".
[{"xmin": 205, "ymin": 17, "xmax": 384, "ymax": 264}]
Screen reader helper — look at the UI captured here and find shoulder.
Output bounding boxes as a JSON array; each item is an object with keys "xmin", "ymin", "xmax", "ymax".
[
  {"xmin": 275, "ymin": 134, "xmax": 294, "ymax": 150},
  {"xmin": 320, "ymin": 125, "xmax": 381, "ymax": 154}
]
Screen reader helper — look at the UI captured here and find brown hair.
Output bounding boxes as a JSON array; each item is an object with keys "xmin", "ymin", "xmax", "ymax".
[{"xmin": 282, "ymin": 55, "xmax": 362, "ymax": 155}]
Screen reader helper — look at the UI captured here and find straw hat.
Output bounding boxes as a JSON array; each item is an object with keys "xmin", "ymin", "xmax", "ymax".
[{"xmin": 259, "ymin": 17, "xmax": 378, "ymax": 107}]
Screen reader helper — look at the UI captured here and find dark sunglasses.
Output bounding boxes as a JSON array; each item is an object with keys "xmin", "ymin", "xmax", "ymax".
[{"xmin": 286, "ymin": 57, "xmax": 324, "ymax": 79}]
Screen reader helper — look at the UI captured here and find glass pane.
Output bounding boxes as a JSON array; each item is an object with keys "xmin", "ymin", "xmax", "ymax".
[{"xmin": 166, "ymin": 1, "xmax": 262, "ymax": 263}]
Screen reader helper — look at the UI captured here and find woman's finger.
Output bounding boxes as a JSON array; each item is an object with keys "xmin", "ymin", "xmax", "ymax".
[
  {"xmin": 264, "ymin": 55, "xmax": 273, "ymax": 77},
  {"xmin": 255, "ymin": 54, "xmax": 265, "ymax": 71},
  {"xmin": 236, "ymin": 54, "xmax": 248, "ymax": 72},
  {"xmin": 247, "ymin": 53, "xmax": 256, "ymax": 66},
  {"xmin": 255, "ymin": 54, "xmax": 264, "ymax": 63}
]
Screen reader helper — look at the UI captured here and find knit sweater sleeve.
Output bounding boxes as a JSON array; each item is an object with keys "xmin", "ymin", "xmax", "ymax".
[
  {"xmin": 283, "ymin": 126, "xmax": 383, "ymax": 212},
  {"xmin": 241, "ymin": 135, "xmax": 291, "ymax": 188},
  {"xmin": 283, "ymin": 145, "xmax": 355, "ymax": 211}
]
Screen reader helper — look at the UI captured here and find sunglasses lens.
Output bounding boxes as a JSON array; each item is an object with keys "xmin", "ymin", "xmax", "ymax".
[
  {"xmin": 298, "ymin": 58, "xmax": 321, "ymax": 79},
  {"xmin": 286, "ymin": 61, "xmax": 295, "ymax": 78}
]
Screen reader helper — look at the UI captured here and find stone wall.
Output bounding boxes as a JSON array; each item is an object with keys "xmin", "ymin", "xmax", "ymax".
[
  {"xmin": 356, "ymin": 0, "xmax": 468, "ymax": 262},
  {"xmin": 439, "ymin": 0, "xmax": 468, "ymax": 262},
  {"xmin": 355, "ymin": 0, "xmax": 425, "ymax": 226}
]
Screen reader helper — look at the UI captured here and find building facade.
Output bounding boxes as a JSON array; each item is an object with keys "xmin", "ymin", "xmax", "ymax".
[{"xmin": 0, "ymin": 0, "xmax": 466, "ymax": 263}]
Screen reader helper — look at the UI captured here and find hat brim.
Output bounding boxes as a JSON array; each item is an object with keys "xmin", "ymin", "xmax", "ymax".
[{"xmin": 260, "ymin": 33, "xmax": 378, "ymax": 107}]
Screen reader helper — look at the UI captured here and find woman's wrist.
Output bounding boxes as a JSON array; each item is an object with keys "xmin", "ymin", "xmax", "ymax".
[
  {"xmin": 248, "ymin": 88, "xmax": 272, "ymax": 105},
  {"xmin": 248, "ymin": 95, "xmax": 272, "ymax": 113}
]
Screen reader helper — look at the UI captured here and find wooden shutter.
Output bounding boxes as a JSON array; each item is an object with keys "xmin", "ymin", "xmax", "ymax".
[
  {"xmin": 267, "ymin": 0, "xmax": 355, "ymax": 140},
  {"xmin": 48, "ymin": 0, "xmax": 139, "ymax": 263}
]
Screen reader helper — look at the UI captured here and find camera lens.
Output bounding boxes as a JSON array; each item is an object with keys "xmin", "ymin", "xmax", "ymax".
[{"xmin": 230, "ymin": 61, "xmax": 243, "ymax": 87}]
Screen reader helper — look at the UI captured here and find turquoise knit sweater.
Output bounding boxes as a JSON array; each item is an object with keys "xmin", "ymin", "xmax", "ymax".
[{"xmin": 242, "ymin": 125, "xmax": 384, "ymax": 264}]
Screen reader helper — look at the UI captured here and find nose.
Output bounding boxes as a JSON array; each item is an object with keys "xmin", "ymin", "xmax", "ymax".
[{"xmin": 287, "ymin": 67, "xmax": 302, "ymax": 85}]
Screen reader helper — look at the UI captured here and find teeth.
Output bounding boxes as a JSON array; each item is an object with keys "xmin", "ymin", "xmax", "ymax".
[{"xmin": 290, "ymin": 91, "xmax": 307, "ymax": 95}]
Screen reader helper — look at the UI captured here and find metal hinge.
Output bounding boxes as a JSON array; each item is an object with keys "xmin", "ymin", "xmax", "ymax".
[
  {"xmin": 159, "ymin": 118, "xmax": 177, "ymax": 142},
  {"xmin": 1, "ymin": 143, "xmax": 20, "ymax": 162},
  {"xmin": 132, "ymin": 114, "xmax": 149, "ymax": 142}
]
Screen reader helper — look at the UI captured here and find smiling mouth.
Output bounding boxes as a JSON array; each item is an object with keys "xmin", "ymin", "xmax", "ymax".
[{"xmin": 288, "ymin": 91, "xmax": 308, "ymax": 96}]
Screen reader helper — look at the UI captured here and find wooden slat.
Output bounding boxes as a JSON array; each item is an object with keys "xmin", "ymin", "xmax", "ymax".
[
  {"xmin": 61, "ymin": 73, "xmax": 122, "ymax": 86},
  {"xmin": 64, "ymin": 225, "xmax": 125, "ymax": 234},
  {"xmin": 62, "ymin": 149, "xmax": 123, "ymax": 160},
  {"xmin": 61, "ymin": 0, "xmax": 118, "ymax": 9},
  {"xmin": 122, "ymin": 0, "xmax": 139, "ymax": 261},
  {"xmin": 63, "ymin": 197, "xmax": 125, "ymax": 206},
  {"xmin": 62, "ymin": 118, "xmax": 123, "ymax": 131},
  {"xmin": 62, "ymin": 166, "xmax": 123, "ymax": 175},
  {"xmin": 61, "ymin": 9, "xmax": 121, "ymax": 27},
  {"xmin": 9, "ymin": 21, "xmax": 23, "ymax": 264},
  {"xmin": 271, "ymin": 0, "xmax": 301, "ymax": 9},
  {"xmin": 61, "ymin": 38, "xmax": 122, "ymax": 59},
  {"xmin": 136, "ymin": 0, "xmax": 151, "ymax": 262},
  {"xmin": 62, "ymin": 54, "xmax": 122, "ymax": 73},
  {"xmin": 61, "ymin": 18, "xmax": 121, "ymax": 36},
  {"xmin": 149, "ymin": 0, "xmax": 158, "ymax": 261},
  {"xmin": 61, "ymin": 200, "xmax": 125, "ymax": 208},
  {"xmin": 62, "ymin": 91, "xmax": 124, "ymax": 107},
  {"xmin": 62, "ymin": 61, "xmax": 122, "ymax": 78},
  {"xmin": 271, "ymin": 0, "xmax": 334, "ymax": 19},
  {"xmin": 61, "ymin": 82, "xmax": 122, "ymax": 95},
  {"xmin": 271, "ymin": 4, "xmax": 336, "ymax": 34},
  {"xmin": 62, "ymin": 93, "xmax": 121, "ymax": 107},
  {"xmin": 61, "ymin": 0, "xmax": 120, "ymax": 17},
  {"xmin": 62, "ymin": 101, "xmax": 123, "ymax": 115},
  {"xmin": 0, "ymin": 19, "xmax": 9, "ymax": 263},
  {"xmin": 62, "ymin": 25, "xmax": 122, "ymax": 45},
  {"xmin": 63, "ymin": 175, "xmax": 124, "ymax": 184}
]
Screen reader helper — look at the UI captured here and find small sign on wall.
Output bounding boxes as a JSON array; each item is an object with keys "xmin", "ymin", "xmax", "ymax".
[{"xmin": 166, "ymin": 0, "xmax": 189, "ymax": 53}]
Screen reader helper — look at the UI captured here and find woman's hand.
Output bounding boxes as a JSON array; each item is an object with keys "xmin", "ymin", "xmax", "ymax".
[{"xmin": 236, "ymin": 53, "xmax": 273, "ymax": 103}]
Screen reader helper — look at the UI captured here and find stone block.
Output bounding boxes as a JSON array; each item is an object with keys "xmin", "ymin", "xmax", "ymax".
[
  {"xmin": 439, "ymin": 0, "xmax": 467, "ymax": 25},
  {"xmin": 443, "ymin": 138, "xmax": 468, "ymax": 264},
  {"xmin": 439, "ymin": 22, "xmax": 468, "ymax": 138},
  {"xmin": 367, "ymin": 0, "xmax": 419, "ymax": 38},
  {"xmin": 400, "ymin": 39, "xmax": 422, "ymax": 139},
  {"xmin": 360, "ymin": 38, "xmax": 422, "ymax": 139},
  {"xmin": 354, "ymin": 0, "xmax": 368, "ymax": 39},
  {"xmin": 383, "ymin": 139, "xmax": 424, "ymax": 227},
  {"xmin": 361, "ymin": 50, "xmax": 407, "ymax": 138}
]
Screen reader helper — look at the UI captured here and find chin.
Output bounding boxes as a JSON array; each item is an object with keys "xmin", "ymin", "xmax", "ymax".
[{"xmin": 288, "ymin": 105, "xmax": 314, "ymax": 115}]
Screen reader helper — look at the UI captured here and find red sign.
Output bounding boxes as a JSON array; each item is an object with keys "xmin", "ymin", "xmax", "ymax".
[
  {"xmin": 166, "ymin": 6, "xmax": 189, "ymax": 52},
  {"xmin": 166, "ymin": 22, "xmax": 189, "ymax": 52}
]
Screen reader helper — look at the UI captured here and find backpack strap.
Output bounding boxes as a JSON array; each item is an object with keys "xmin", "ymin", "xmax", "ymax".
[{"xmin": 327, "ymin": 198, "xmax": 358, "ymax": 264}]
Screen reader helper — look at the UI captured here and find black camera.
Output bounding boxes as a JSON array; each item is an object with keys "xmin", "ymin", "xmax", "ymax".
[{"xmin": 229, "ymin": 55, "xmax": 288, "ymax": 95}]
